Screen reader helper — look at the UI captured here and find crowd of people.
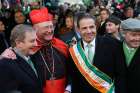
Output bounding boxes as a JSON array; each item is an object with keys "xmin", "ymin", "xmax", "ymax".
[{"xmin": 0, "ymin": 2, "xmax": 140, "ymax": 93}]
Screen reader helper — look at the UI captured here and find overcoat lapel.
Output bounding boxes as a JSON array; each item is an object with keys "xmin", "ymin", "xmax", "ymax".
[
  {"xmin": 30, "ymin": 52, "xmax": 46, "ymax": 86},
  {"xmin": 15, "ymin": 54, "xmax": 38, "ymax": 81},
  {"xmin": 127, "ymin": 47, "xmax": 140, "ymax": 69},
  {"xmin": 92, "ymin": 36, "xmax": 100, "ymax": 65}
]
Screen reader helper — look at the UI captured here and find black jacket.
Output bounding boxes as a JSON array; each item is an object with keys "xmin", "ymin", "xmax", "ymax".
[
  {"xmin": 120, "ymin": 43, "xmax": 140, "ymax": 93},
  {"xmin": 0, "ymin": 51, "xmax": 46, "ymax": 93},
  {"xmin": 69, "ymin": 36, "xmax": 127, "ymax": 93},
  {"xmin": 0, "ymin": 33, "xmax": 9, "ymax": 54},
  {"xmin": 97, "ymin": 21, "xmax": 107, "ymax": 36}
]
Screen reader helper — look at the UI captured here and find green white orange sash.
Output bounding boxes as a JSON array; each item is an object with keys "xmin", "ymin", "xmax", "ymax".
[{"xmin": 69, "ymin": 42, "xmax": 114, "ymax": 93}]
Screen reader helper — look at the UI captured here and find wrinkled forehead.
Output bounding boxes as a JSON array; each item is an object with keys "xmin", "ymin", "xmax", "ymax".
[{"xmin": 34, "ymin": 21, "xmax": 53, "ymax": 28}]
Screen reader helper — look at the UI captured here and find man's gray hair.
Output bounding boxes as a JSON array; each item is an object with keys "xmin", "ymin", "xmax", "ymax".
[{"xmin": 10, "ymin": 24, "xmax": 35, "ymax": 47}]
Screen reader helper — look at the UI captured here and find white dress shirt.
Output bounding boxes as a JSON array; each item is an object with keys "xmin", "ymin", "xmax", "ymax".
[{"xmin": 83, "ymin": 38, "xmax": 96, "ymax": 62}]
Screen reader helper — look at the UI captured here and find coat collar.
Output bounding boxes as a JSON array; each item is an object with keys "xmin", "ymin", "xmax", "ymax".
[{"xmin": 13, "ymin": 50, "xmax": 39, "ymax": 81}]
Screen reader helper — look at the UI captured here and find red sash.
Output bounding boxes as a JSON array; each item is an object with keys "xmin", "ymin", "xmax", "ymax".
[{"xmin": 43, "ymin": 77, "xmax": 66, "ymax": 93}]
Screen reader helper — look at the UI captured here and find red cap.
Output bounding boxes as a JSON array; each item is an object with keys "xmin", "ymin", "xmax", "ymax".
[{"xmin": 29, "ymin": 7, "xmax": 53, "ymax": 24}]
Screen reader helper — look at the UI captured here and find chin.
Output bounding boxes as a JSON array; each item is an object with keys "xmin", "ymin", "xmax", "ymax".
[
  {"xmin": 134, "ymin": 45, "xmax": 140, "ymax": 48},
  {"xmin": 130, "ymin": 44, "xmax": 139, "ymax": 48},
  {"xmin": 45, "ymin": 36, "xmax": 53, "ymax": 41},
  {"xmin": 86, "ymin": 40, "xmax": 92, "ymax": 43},
  {"xmin": 28, "ymin": 51, "xmax": 36, "ymax": 55}
]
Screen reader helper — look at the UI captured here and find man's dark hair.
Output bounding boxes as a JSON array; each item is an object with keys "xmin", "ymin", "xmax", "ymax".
[
  {"xmin": 99, "ymin": 8, "xmax": 110, "ymax": 15},
  {"xmin": 106, "ymin": 16, "xmax": 121, "ymax": 25},
  {"xmin": 77, "ymin": 13, "xmax": 96, "ymax": 28}
]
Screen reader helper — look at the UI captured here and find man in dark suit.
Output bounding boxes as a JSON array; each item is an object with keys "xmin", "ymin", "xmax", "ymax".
[
  {"xmin": 69, "ymin": 13, "xmax": 126, "ymax": 93},
  {"xmin": 120, "ymin": 18, "xmax": 140, "ymax": 93},
  {"xmin": 0, "ymin": 24, "xmax": 45, "ymax": 93},
  {"xmin": 97, "ymin": 8, "xmax": 110, "ymax": 36}
]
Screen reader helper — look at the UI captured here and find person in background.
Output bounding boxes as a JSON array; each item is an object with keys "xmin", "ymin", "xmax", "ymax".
[
  {"xmin": 3, "ymin": 9, "xmax": 15, "ymax": 45},
  {"xmin": 96, "ymin": 8, "xmax": 110, "ymax": 36},
  {"xmin": 120, "ymin": 18, "xmax": 140, "ymax": 93},
  {"xmin": 0, "ymin": 17, "xmax": 9, "ymax": 54},
  {"xmin": 14, "ymin": 11, "xmax": 26, "ymax": 25},
  {"xmin": 0, "ymin": 24, "xmax": 45, "ymax": 93},
  {"xmin": 58, "ymin": 12, "xmax": 76, "ymax": 45},
  {"xmin": 105, "ymin": 16, "xmax": 123, "ymax": 41},
  {"xmin": 4, "ymin": 10, "xmax": 28, "ymax": 45},
  {"xmin": 121, "ymin": 7, "xmax": 134, "ymax": 20}
]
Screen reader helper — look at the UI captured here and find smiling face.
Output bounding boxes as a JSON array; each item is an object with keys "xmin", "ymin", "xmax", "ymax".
[
  {"xmin": 78, "ymin": 18, "xmax": 96, "ymax": 43},
  {"xmin": 106, "ymin": 21, "xmax": 119, "ymax": 34},
  {"xmin": 16, "ymin": 31, "xmax": 36, "ymax": 56},
  {"xmin": 124, "ymin": 31, "xmax": 140, "ymax": 48},
  {"xmin": 34, "ymin": 21, "xmax": 54, "ymax": 42}
]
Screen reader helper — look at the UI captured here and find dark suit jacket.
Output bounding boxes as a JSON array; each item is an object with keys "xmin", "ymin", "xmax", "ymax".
[
  {"xmin": 69, "ymin": 36, "xmax": 126, "ymax": 93},
  {"xmin": 0, "ymin": 33, "xmax": 8, "ymax": 54},
  {"xmin": 120, "ymin": 43, "xmax": 140, "ymax": 93},
  {"xmin": 0, "ymin": 51, "xmax": 45, "ymax": 93},
  {"xmin": 97, "ymin": 21, "xmax": 107, "ymax": 36}
]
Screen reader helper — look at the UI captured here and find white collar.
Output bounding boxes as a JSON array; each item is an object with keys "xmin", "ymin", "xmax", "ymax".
[{"xmin": 83, "ymin": 38, "xmax": 95, "ymax": 49}]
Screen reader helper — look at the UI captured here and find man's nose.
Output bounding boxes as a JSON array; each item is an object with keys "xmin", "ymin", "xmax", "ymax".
[{"xmin": 86, "ymin": 28, "xmax": 92, "ymax": 33}]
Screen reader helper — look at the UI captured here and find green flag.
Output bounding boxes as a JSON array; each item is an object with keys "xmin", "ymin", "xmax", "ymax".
[{"xmin": 82, "ymin": 0, "xmax": 92, "ymax": 6}]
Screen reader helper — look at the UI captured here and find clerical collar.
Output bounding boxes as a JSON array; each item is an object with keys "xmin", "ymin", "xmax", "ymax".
[
  {"xmin": 83, "ymin": 38, "xmax": 95, "ymax": 49},
  {"xmin": 36, "ymin": 37, "xmax": 52, "ymax": 46}
]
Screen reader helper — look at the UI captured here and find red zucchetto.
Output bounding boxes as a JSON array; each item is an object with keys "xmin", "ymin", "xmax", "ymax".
[{"xmin": 29, "ymin": 7, "xmax": 53, "ymax": 24}]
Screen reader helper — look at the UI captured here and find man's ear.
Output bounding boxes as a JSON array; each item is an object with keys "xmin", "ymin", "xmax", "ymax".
[{"xmin": 15, "ymin": 39, "xmax": 23, "ymax": 48}]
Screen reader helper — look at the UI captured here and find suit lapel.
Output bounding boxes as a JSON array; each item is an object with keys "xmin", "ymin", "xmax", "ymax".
[
  {"xmin": 92, "ymin": 36, "xmax": 100, "ymax": 65},
  {"xmin": 128, "ymin": 47, "xmax": 140, "ymax": 69},
  {"xmin": 15, "ymin": 54, "xmax": 38, "ymax": 81},
  {"xmin": 120, "ymin": 43, "xmax": 127, "ymax": 67},
  {"xmin": 30, "ymin": 52, "xmax": 46, "ymax": 86}
]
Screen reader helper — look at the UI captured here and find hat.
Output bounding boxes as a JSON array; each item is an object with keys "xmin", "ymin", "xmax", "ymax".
[
  {"xmin": 29, "ymin": 7, "xmax": 53, "ymax": 24},
  {"xmin": 121, "ymin": 18, "xmax": 140, "ymax": 32},
  {"xmin": 106, "ymin": 16, "xmax": 121, "ymax": 25}
]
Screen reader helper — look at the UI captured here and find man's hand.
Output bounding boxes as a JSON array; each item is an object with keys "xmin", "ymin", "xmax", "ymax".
[{"xmin": 1, "ymin": 48, "xmax": 16, "ymax": 60}]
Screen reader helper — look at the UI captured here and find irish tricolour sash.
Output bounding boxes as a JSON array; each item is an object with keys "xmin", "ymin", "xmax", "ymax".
[{"xmin": 69, "ymin": 42, "xmax": 114, "ymax": 93}]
